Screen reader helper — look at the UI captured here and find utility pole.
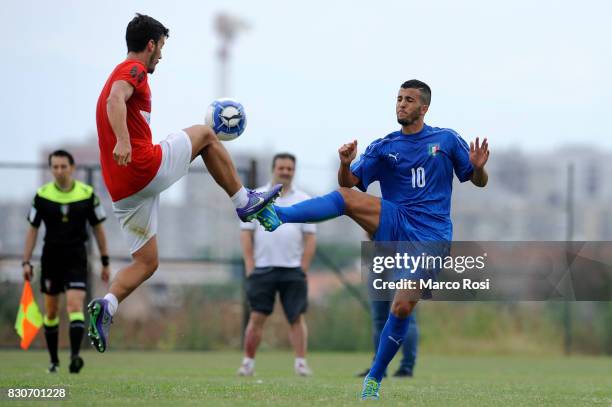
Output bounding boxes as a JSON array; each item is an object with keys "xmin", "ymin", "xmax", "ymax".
[
  {"xmin": 214, "ymin": 12, "xmax": 250, "ymax": 348},
  {"xmin": 215, "ymin": 13, "xmax": 250, "ymax": 98}
]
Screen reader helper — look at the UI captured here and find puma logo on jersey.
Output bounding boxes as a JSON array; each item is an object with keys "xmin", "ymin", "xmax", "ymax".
[{"xmin": 388, "ymin": 153, "xmax": 400, "ymax": 162}]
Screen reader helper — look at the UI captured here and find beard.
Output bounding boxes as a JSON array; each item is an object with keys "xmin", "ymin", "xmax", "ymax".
[
  {"xmin": 147, "ymin": 58, "xmax": 156, "ymax": 74},
  {"xmin": 397, "ymin": 109, "xmax": 420, "ymax": 126},
  {"xmin": 147, "ymin": 51, "xmax": 158, "ymax": 74}
]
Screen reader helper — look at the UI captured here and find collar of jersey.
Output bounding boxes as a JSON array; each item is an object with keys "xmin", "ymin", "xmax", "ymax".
[
  {"xmin": 37, "ymin": 180, "xmax": 93, "ymax": 204},
  {"xmin": 53, "ymin": 181, "xmax": 76, "ymax": 194},
  {"xmin": 124, "ymin": 57, "xmax": 147, "ymax": 69},
  {"xmin": 394, "ymin": 124, "xmax": 431, "ymax": 140}
]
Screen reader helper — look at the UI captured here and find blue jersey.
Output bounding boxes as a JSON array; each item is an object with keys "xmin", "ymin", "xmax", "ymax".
[{"xmin": 350, "ymin": 124, "xmax": 473, "ymax": 241}]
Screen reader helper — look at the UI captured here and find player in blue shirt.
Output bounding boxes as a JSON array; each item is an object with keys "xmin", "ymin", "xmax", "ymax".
[{"xmin": 255, "ymin": 80, "xmax": 489, "ymax": 400}]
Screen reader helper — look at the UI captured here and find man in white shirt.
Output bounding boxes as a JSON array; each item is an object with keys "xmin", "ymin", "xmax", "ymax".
[{"xmin": 238, "ymin": 153, "xmax": 317, "ymax": 377}]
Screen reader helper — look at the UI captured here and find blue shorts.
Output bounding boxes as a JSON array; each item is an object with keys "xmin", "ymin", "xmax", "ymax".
[
  {"xmin": 372, "ymin": 199, "xmax": 450, "ymax": 299},
  {"xmin": 373, "ymin": 199, "xmax": 451, "ymax": 242}
]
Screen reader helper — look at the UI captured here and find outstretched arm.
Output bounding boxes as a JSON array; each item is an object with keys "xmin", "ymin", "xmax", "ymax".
[
  {"xmin": 107, "ymin": 80, "xmax": 135, "ymax": 166},
  {"xmin": 337, "ymin": 140, "xmax": 361, "ymax": 188},
  {"xmin": 469, "ymin": 137, "xmax": 489, "ymax": 187}
]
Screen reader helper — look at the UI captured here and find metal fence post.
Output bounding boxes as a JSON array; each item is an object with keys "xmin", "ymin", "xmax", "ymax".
[{"xmin": 564, "ymin": 163, "xmax": 574, "ymax": 355}]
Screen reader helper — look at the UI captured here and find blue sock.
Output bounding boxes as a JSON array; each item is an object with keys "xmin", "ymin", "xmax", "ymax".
[
  {"xmin": 368, "ymin": 313, "xmax": 409, "ymax": 382},
  {"xmin": 275, "ymin": 190, "xmax": 345, "ymax": 223}
]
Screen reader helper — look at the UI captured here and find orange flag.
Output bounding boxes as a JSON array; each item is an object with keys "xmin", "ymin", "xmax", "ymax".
[{"xmin": 14, "ymin": 280, "xmax": 43, "ymax": 350}]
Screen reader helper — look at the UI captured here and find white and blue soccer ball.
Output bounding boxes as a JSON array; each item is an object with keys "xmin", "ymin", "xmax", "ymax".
[{"xmin": 205, "ymin": 98, "xmax": 247, "ymax": 141}]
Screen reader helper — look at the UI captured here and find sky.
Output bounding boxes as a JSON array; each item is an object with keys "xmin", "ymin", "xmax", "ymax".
[{"xmin": 1, "ymin": 0, "xmax": 611, "ymax": 195}]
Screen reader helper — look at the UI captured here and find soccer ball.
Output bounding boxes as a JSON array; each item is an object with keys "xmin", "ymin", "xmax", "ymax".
[{"xmin": 204, "ymin": 98, "xmax": 247, "ymax": 141}]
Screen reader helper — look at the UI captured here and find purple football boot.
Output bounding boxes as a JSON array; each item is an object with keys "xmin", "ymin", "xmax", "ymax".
[{"xmin": 236, "ymin": 184, "xmax": 282, "ymax": 222}]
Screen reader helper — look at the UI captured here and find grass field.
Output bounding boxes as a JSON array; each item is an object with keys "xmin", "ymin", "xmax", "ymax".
[{"xmin": 0, "ymin": 350, "xmax": 610, "ymax": 406}]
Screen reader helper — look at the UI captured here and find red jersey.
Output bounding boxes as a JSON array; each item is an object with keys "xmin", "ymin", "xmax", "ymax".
[{"xmin": 96, "ymin": 60, "xmax": 162, "ymax": 202}]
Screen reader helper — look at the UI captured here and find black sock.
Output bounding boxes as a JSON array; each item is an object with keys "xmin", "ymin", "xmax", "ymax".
[
  {"xmin": 69, "ymin": 320, "xmax": 85, "ymax": 357},
  {"xmin": 44, "ymin": 324, "xmax": 59, "ymax": 364}
]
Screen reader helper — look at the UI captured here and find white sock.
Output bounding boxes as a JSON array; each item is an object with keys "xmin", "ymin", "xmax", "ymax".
[
  {"xmin": 104, "ymin": 293, "xmax": 119, "ymax": 316},
  {"xmin": 242, "ymin": 357, "xmax": 255, "ymax": 368},
  {"xmin": 295, "ymin": 357, "xmax": 307, "ymax": 367},
  {"xmin": 231, "ymin": 187, "xmax": 249, "ymax": 209}
]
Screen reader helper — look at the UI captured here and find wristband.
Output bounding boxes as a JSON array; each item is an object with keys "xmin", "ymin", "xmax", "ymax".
[
  {"xmin": 22, "ymin": 261, "xmax": 32, "ymax": 268},
  {"xmin": 101, "ymin": 255, "xmax": 110, "ymax": 267}
]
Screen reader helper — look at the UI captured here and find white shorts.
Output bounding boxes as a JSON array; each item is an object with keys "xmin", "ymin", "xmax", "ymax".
[{"xmin": 112, "ymin": 131, "xmax": 192, "ymax": 254}]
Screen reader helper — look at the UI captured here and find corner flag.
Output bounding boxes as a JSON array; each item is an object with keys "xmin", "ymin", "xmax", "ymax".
[{"xmin": 14, "ymin": 280, "xmax": 43, "ymax": 350}]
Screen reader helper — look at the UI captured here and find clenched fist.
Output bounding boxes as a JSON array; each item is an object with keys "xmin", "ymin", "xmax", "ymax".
[
  {"xmin": 113, "ymin": 139, "xmax": 132, "ymax": 166},
  {"xmin": 338, "ymin": 140, "xmax": 358, "ymax": 166}
]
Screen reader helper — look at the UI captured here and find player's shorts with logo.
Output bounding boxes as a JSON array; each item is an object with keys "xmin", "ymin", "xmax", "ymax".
[
  {"xmin": 246, "ymin": 267, "xmax": 308, "ymax": 324},
  {"xmin": 40, "ymin": 244, "xmax": 88, "ymax": 295},
  {"xmin": 373, "ymin": 199, "xmax": 450, "ymax": 299},
  {"xmin": 112, "ymin": 131, "xmax": 192, "ymax": 254}
]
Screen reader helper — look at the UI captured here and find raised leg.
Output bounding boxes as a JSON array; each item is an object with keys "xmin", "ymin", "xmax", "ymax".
[
  {"xmin": 183, "ymin": 125, "xmax": 242, "ymax": 196},
  {"xmin": 108, "ymin": 237, "xmax": 159, "ymax": 302}
]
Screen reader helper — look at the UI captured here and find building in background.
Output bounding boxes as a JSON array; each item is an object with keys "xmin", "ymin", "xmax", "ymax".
[{"xmin": 2, "ymin": 140, "xmax": 612, "ymax": 258}]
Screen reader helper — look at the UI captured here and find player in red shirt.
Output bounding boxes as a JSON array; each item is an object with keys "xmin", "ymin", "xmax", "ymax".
[{"xmin": 88, "ymin": 14, "xmax": 281, "ymax": 353}]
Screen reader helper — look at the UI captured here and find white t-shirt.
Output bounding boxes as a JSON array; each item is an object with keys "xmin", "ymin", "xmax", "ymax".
[{"xmin": 240, "ymin": 184, "xmax": 316, "ymax": 268}]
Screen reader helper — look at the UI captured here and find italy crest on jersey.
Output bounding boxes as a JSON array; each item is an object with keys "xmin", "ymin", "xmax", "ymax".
[{"xmin": 428, "ymin": 143, "xmax": 440, "ymax": 157}]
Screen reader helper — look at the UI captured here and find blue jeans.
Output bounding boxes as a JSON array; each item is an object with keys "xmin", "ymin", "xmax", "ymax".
[{"xmin": 370, "ymin": 300, "xmax": 418, "ymax": 373}]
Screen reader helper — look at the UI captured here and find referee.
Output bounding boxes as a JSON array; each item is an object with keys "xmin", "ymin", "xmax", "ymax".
[{"xmin": 22, "ymin": 150, "xmax": 110, "ymax": 373}]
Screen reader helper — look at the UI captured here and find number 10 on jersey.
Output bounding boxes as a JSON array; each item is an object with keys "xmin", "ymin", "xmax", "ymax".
[{"xmin": 411, "ymin": 167, "xmax": 425, "ymax": 188}]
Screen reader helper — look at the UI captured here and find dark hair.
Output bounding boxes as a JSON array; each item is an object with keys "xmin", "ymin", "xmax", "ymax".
[
  {"xmin": 272, "ymin": 153, "xmax": 296, "ymax": 169},
  {"xmin": 401, "ymin": 79, "xmax": 431, "ymax": 105},
  {"xmin": 48, "ymin": 150, "xmax": 74, "ymax": 166},
  {"xmin": 126, "ymin": 13, "xmax": 169, "ymax": 52}
]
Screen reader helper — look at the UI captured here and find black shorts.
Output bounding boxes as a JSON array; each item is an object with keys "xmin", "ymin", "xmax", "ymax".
[
  {"xmin": 246, "ymin": 267, "xmax": 308, "ymax": 324},
  {"xmin": 40, "ymin": 244, "xmax": 88, "ymax": 295}
]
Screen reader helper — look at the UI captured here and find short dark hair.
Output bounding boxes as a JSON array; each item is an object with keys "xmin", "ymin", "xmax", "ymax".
[
  {"xmin": 126, "ymin": 13, "xmax": 169, "ymax": 52},
  {"xmin": 272, "ymin": 153, "xmax": 296, "ymax": 169},
  {"xmin": 401, "ymin": 80, "xmax": 431, "ymax": 105},
  {"xmin": 48, "ymin": 150, "xmax": 74, "ymax": 166}
]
